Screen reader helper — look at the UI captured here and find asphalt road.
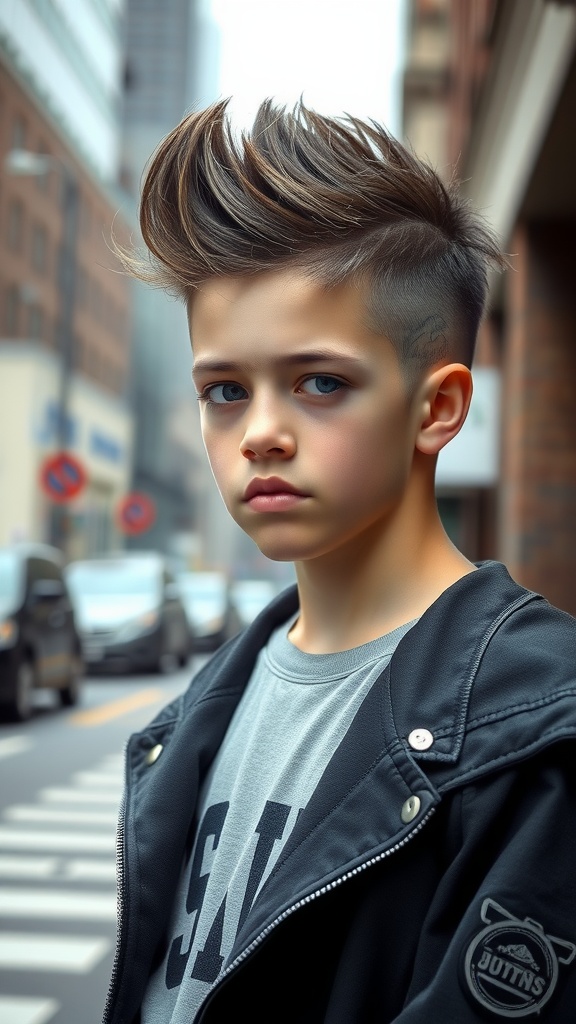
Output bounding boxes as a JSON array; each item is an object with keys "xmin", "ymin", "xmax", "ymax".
[{"xmin": 0, "ymin": 657, "xmax": 206, "ymax": 1024}]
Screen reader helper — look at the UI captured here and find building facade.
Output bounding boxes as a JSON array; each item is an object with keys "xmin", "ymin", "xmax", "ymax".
[
  {"xmin": 403, "ymin": 0, "xmax": 576, "ymax": 615},
  {"xmin": 120, "ymin": 0, "xmax": 206, "ymax": 566},
  {"xmin": 0, "ymin": 0, "xmax": 134, "ymax": 557}
]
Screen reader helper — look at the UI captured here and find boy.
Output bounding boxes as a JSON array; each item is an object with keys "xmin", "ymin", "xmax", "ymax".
[{"xmin": 103, "ymin": 101, "xmax": 576, "ymax": 1023}]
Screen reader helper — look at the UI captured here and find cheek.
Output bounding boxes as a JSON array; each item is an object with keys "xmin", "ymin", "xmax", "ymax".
[
  {"xmin": 313, "ymin": 413, "xmax": 407, "ymax": 493},
  {"xmin": 200, "ymin": 426, "xmax": 233, "ymax": 491}
]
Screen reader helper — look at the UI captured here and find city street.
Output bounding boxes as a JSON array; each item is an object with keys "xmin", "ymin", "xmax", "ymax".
[{"xmin": 0, "ymin": 658, "xmax": 205, "ymax": 1024}]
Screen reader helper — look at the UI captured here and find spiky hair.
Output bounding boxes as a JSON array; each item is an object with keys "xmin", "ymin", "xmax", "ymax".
[{"xmin": 127, "ymin": 98, "xmax": 506, "ymax": 374}]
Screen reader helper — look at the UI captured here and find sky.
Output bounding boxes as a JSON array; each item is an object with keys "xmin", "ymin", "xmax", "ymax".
[{"xmin": 208, "ymin": 0, "xmax": 408, "ymax": 136}]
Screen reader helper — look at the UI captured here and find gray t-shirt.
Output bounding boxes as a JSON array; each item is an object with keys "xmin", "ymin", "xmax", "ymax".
[{"xmin": 141, "ymin": 615, "xmax": 415, "ymax": 1024}]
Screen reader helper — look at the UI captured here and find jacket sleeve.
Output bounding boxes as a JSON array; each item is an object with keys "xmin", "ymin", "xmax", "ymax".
[{"xmin": 397, "ymin": 742, "xmax": 576, "ymax": 1021}]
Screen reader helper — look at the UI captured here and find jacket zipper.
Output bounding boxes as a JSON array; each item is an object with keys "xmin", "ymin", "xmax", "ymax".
[
  {"xmin": 196, "ymin": 805, "xmax": 436, "ymax": 1023},
  {"xmin": 102, "ymin": 742, "xmax": 128, "ymax": 1024}
]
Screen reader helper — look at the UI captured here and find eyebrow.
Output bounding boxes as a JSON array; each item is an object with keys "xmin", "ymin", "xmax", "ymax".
[{"xmin": 192, "ymin": 349, "xmax": 363, "ymax": 380}]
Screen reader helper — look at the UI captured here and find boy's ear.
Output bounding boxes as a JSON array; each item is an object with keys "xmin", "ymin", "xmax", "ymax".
[{"xmin": 415, "ymin": 363, "xmax": 473, "ymax": 456}]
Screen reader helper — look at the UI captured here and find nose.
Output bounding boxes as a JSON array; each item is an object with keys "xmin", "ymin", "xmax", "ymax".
[{"xmin": 239, "ymin": 395, "xmax": 296, "ymax": 461}]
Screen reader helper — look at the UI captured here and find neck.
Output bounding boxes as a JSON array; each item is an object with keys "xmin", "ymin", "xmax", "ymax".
[{"xmin": 290, "ymin": 468, "xmax": 475, "ymax": 654}]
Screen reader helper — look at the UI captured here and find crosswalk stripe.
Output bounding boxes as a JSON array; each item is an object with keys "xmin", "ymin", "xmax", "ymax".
[
  {"xmin": 0, "ymin": 855, "xmax": 116, "ymax": 882},
  {"xmin": 38, "ymin": 786, "xmax": 121, "ymax": 805},
  {"xmin": 0, "ymin": 827, "xmax": 114, "ymax": 852},
  {"xmin": 4, "ymin": 806, "xmax": 118, "ymax": 826},
  {"xmin": 0, "ymin": 856, "xmax": 59, "ymax": 879},
  {"xmin": 0, "ymin": 749, "xmax": 124, "ymax": 1022},
  {"xmin": 0, "ymin": 932, "xmax": 111, "ymax": 971},
  {"xmin": 0, "ymin": 736, "xmax": 34, "ymax": 761},
  {"xmin": 65, "ymin": 858, "xmax": 116, "ymax": 882},
  {"xmin": 0, "ymin": 995, "xmax": 59, "ymax": 1024},
  {"xmin": 101, "ymin": 755, "xmax": 124, "ymax": 768},
  {"xmin": 72, "ymin": 771, "xmax": 123, "ymax": 788},
  {"xmin": 0, "ymin": 887, "xmax": 117, "ymax": 920}
]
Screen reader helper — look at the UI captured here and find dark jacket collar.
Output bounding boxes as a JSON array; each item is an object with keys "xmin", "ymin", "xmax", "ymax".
[
  {"xmin": 144, "ymin": 560, "xmax": 576, "ymax": 786},
  {"xmin": 180, "ymin": 561, "xmax": 534, "ymax": 754}
]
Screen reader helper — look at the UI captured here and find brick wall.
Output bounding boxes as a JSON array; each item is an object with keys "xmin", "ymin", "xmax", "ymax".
[{"xmin": 500, "ymin": 222, "xmax": 576, "ymax": 613}]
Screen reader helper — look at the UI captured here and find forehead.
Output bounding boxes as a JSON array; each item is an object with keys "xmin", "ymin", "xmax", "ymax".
[{"xmin": 188, "ymin": 271, "xmax": 383, "ymax": 355}]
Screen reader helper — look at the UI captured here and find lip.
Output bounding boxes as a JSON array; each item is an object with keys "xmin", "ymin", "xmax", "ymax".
[{"xmin": 243, "ymin": 477, "xmax": 307, "ymax": 502}]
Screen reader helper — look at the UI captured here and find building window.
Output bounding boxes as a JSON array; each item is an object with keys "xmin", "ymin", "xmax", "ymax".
[
  {"xmin": 31, "ymin": 223, "xmax": 48, "ymax": 274},
  {"xmin": 36, "ymin": 143, "xmax": 52, "ymax": 195},
  {"xmin": 7, "ymin": 199, "xmax": 24, "ymax": 252},
  {"xmin": 76, "ymin": 266, "xmax": 87, "ymax": 308},
  {"xmin": 81, "ymin": 197, "xmax": 92, "ymax": 237},
  {"xmin": 91, "ymin": 279, "xmax": 101, "ymax": 320},
  {"xmin": 103, "ymin": 295, "xmax": 114, "ymax": 334},
  {"xmin": 27, "ymin": 304, "xmax": 44, "ymax": 340},
  {"xmin": 5, "ymin": 286, "xmax": 21, "ymax": 336},
  {"xmin": 11, "ymin": 113, "xmax": 27, "ymax": 150}
]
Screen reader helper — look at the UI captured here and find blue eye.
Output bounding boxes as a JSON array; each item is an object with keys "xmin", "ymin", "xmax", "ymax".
[
  {"xmin": 301, "ymin": 375, "xmax": 344, "ymax": 395},
  {"xmin": 204, "ymin": 383, "xmax": 248, "ymax": 404}
]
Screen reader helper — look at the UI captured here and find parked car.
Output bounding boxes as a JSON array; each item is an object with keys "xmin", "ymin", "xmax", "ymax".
[
  {"xmin": 65, "ymin": 553, "xmax": 190, "ymax": 674},
  {"xmin": 177, "ymin": 571, "xmax": 242, "ymax": 652},
  {"xmin": 0, "ymin": 543, "xmax": 83, "ymax": 721},
  {"xmin": 231, "ymin": 579, "xmax": 279, "ymax": 628}
]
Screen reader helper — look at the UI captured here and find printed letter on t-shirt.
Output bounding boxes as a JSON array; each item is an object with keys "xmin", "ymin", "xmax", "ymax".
[
  {"xmin": 236, "ymin": 800, "xmax": 291, "ymax": 935},
  {"xmin": 165, "ymin": 802, "xmax": 229, "ymax": 989},
  {"xmin": 190, "ymin": 800, "xmax": 292, "ymax": 984}
]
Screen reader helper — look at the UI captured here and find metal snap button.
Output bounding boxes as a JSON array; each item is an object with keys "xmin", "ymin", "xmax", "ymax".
[
  {"xmin": 145, "ymin": 743, "xmax": 163, "ymax": 765},
  {"xmin": 408, "ymin": 728, "xmax": 434, "ymax": 751},
  {"xmin": 401, "ymin": 794, "xmax": 421, "ymax": 823}
]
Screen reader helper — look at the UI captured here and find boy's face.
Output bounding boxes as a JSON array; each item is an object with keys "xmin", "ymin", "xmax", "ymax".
[{"xmin": 189, "ymin": 271, "xmax": 426, "ymax": 564}]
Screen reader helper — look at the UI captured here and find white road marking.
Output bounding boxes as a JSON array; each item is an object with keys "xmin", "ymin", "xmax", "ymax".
[
  {"xmin": 0, "ymin": 827, "xmax": 114, "ymax": 852},
  {"xmin": 0, "ymin": 856, "xmax": 59, "ymax": 879},
  {"xmin": 0, "ymin": 932, "xmax": 111, "ymax": 971},
  {"xmin": 0, "ymin": 854, "xmax": 116, "ymax": 882},
  {"xmin": 72, "ymin": 771, "xmax": 123, "ymax": 788},
  {"xmin": 4, "ymin": 806, "xmax": 118, "ymax": 826},
  {"xmin": 38, "ymin": 786, "xmax": 121, "ymax": 805},
  {"xmin": 0, "ymin": 751, "xmax": 123, "ymax": 1023},
  {"xmin": 0, "ymin": 886, "xmax": 117, "ymax": 920},
  {"xmin": 100, "ymin": 754, "xmax": 124, "ymax": 769},
  {"xmin": 64, "ymin": 858, "xmax": 116, "ymax": 882},
  {"xmin": 0, "ymin": 996, "xmax": 59, "ymax": 1024},
  {"xmin": 0, "ymin": 736, "xmax": 34, "ymax": 760}
]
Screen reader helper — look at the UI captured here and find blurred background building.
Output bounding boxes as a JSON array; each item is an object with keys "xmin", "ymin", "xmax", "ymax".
[
  {"xmin": 120, "ymin": 0, "xmax": 214, "ymax": 571},
  {"xmin": 0, "ymin": 0, "xmax": 133, "ymax": 559},
  {"xmin": 403, "ymin": 0, "xmax": 576, "ymax": 616}
]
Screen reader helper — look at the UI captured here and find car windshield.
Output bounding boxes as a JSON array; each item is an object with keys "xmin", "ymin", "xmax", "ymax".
[
  {"xmin": 66, "ymin": 560, "xmax": 160, "ymax": 598},
  {"xmin": 0, "ymin": 550, "xmax": 22, "ymax": 605},
  {"xmin": 178, "ymin": 574, "xmax": 226, "ymax": 600},
  {"xmin": 232, "ymin": 581, "xmax": 276, "ymax": 620}
]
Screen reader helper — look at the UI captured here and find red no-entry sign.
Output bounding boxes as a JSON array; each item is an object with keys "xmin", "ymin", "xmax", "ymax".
[
  {"xmin": 116, "ymin": 492, "xmax": 156, "ymax": 535},
  {"xmin": 40, "ymin": 451, "xmax": 87, "ymax": 503}
]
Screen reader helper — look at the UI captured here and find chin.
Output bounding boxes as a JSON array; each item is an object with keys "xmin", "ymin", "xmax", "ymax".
[
  {"xmin": 251, "ymin": 531, "xmax": 339, "ymax": 564},
  {"xmin": 252, "ymin": 540, "xmax": 304, "ymax": 562}
]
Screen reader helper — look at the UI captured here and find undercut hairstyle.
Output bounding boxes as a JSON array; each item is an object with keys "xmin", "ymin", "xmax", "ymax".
[{"xmin": 126, "ymin": 98, "xmax": 506, "ymax": 380}]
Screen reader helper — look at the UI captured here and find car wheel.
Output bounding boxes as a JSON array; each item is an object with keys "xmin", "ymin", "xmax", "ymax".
[
  {"xmin": 157, "ymin": 651, "xmax": 178, "ymax": 674},
  {"xmin": 59, "ymin": 653, "xmax": 82, "ymax": 707},
  {"xmin": 3, "ymin": 659, "xmax": 35, "ymax": 722}
]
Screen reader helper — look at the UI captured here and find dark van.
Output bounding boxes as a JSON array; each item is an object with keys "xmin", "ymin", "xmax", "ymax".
[{"xmin": 0, "ymin": 543, "xmax": 83, "ymax": 721}]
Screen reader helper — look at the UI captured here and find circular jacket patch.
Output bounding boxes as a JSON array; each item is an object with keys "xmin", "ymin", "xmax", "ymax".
[{"xmin": 463, "ymin": 899, "xmax": 576, "ymax": 1019}]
